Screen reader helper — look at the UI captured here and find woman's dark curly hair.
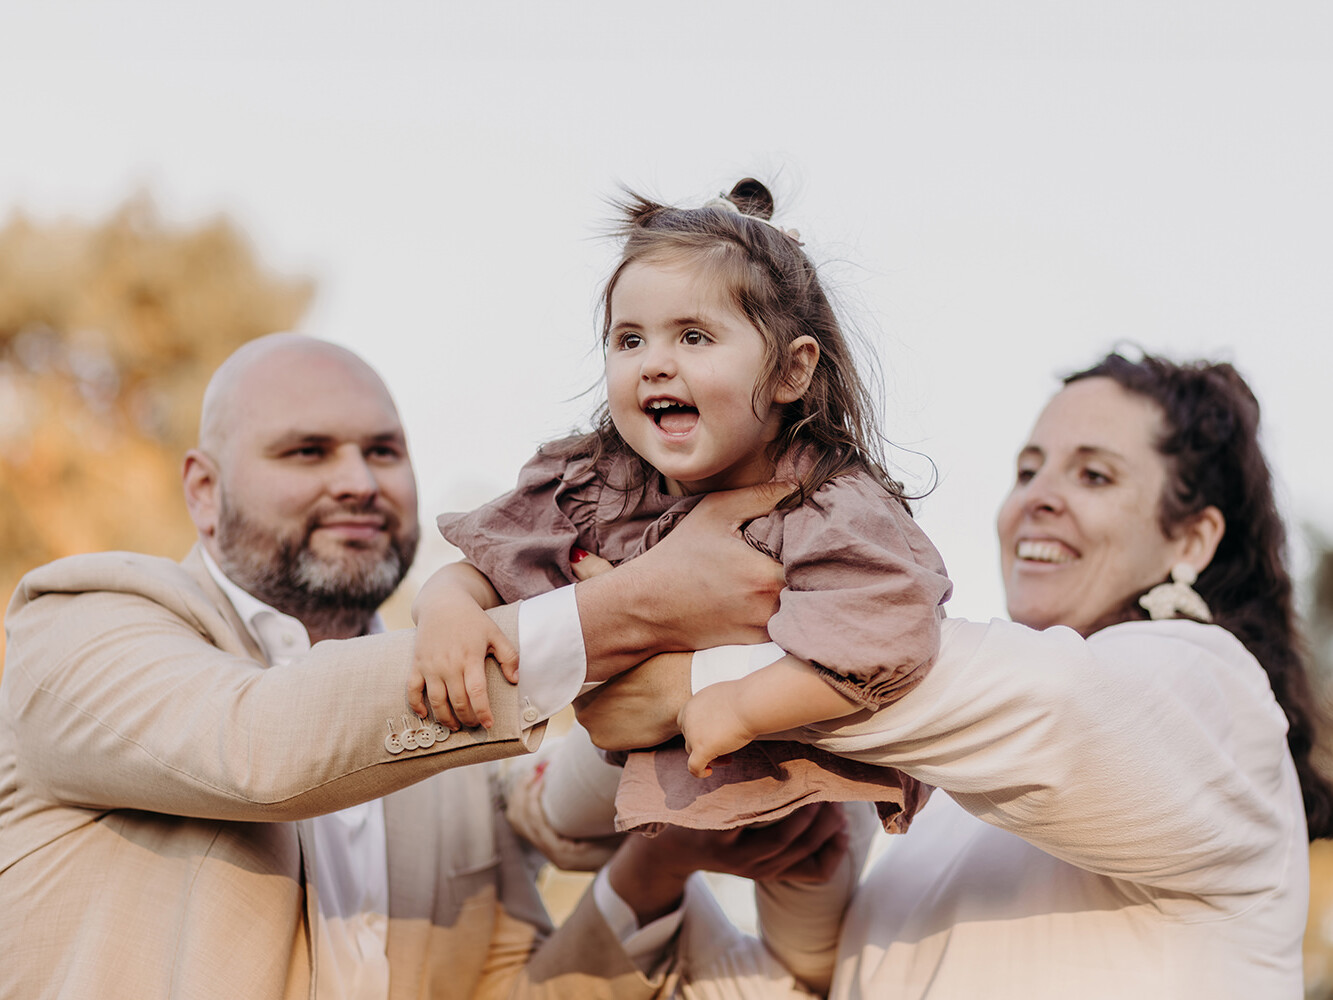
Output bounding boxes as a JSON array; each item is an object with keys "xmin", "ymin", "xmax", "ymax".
[{"xmin": 1067, "ymin": 351, "xmax": 1333, "ymax": 839}]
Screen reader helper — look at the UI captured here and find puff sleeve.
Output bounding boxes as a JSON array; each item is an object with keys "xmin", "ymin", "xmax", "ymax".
[
  {"xmin": 754, "ymin": 472, "xmax": 952, "ymax": 708},
  {"xmin": 436, "ymin": 442, "xmax": 601, "ymax": 604}
]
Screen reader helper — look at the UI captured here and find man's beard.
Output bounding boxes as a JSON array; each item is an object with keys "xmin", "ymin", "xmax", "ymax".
[{"xmin": 214, "ymin": 495, "xmax": 419, "ymax": 624}]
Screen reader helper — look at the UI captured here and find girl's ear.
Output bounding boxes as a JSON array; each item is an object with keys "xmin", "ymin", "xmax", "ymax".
[{"xmin": 775, "ymin": 336, "xmax": 820, "ymax": 404}]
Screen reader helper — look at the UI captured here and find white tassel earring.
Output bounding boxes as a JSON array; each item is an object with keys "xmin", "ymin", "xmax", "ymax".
[{"xmin": 1139, "ymin": 563, "xmax": 1213, "ymax": 623}]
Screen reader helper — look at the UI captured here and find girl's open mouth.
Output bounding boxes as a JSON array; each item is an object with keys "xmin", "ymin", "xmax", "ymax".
[{"xmin": 645, "ymin": 399, "xmax": 699, "ymax": 435}]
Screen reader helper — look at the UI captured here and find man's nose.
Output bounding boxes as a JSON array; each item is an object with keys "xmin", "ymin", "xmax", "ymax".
[{"xmin": 328, "ymin": 446, "xmax": 379, "ymax": 501}]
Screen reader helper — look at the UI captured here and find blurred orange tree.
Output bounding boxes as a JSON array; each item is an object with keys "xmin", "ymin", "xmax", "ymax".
[{"xmin": 0, "ymin": 195, "xmax": 312, "ymax": 665}]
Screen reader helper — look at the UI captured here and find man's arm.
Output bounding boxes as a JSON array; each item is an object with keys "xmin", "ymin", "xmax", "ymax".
[
  {"xmin": 3, "ymin": 553, "xmax": 541, "ymax": 824},
  {"xmin": 573, "ymin": 486, "xmax": 787, "ymax": 680}
]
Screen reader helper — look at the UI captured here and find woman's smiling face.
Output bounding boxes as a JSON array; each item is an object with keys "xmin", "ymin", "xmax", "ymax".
[{"xmin": 996, "ymin": 377, "xmax": 1198, "ymax": 636}]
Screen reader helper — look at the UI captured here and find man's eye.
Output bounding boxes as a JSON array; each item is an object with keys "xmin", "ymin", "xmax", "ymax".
[
  {"xmin": 367, "ymin": 445, "xmax": 401, "ymax": 461},
  {"xmin": 1081, "ymin": 468, "xmax": 1111, "ymax": 486},
  {"xmin": 289, "ymin": 446, "xmax": 325, "ymax": 459},
  {"xmin": 1015, "ymin": 467, "xmax": 1036, "ymax": 484}
]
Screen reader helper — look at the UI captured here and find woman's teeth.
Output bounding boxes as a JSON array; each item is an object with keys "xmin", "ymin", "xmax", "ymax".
[{"xmin": 1016, "ymin": 540, "xmax": 1074, "ymax": 563}]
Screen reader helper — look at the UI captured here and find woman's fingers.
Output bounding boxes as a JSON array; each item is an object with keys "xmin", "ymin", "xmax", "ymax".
[{"xmin": 569, "ymin": 547, "xmax": 615, "ymax": 581}]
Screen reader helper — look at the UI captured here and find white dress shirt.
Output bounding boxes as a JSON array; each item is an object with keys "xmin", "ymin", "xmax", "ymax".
[{"xmin": 201, "ymin": 550, "xmax": 392, "ymax": 1000}]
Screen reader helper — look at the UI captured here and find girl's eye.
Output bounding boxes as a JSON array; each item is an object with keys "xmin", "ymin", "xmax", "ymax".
[
  {"xmin": 617, "ymin": 332, "xmax": 643, "ymax": 351},
  {"xmin": 681, "ymin": 328, "xmax": 709, "ymax": 346}
]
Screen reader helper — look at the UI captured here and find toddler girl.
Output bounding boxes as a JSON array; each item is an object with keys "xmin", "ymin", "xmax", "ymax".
[{"xmin": 409, "ymin": 179, "xmax": 951, "ymax": 833}]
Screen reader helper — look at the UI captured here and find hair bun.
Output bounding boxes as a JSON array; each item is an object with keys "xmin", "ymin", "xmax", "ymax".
[{"xmin": 726, "ymin": 178, "xmax": 775, "ymax": 221}]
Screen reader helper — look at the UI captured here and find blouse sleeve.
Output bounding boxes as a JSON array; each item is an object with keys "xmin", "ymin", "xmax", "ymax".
[
  {"xmin": 757, "ymin": 472, "xmax": 953, "ymax": 708},
  {"xmin": 802, "ymin": 618, "xmax": 1301, "ymax": 897},
  {"xmin": 436, "ymin": 441, "xmax": 601, "ymax": 604}
]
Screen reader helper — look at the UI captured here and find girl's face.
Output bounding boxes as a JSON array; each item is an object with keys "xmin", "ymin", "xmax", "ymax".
[
  {"xmin": 605, "ymin": 257, "xmax": 787, "ymax": 496},
  {"xmin": 995, "ymin": 377, "xmax": 1198, "ymax": 636}
]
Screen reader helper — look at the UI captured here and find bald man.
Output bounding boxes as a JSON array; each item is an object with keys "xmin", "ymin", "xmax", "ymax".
[{"xmin": 0, "ymin": 335, "xmax": 840, "ymax": 1000}]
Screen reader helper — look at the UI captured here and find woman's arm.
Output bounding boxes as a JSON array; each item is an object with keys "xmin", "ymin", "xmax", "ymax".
[{"xmin": 806, "ymin": 618, "xmax": 1299, "ymax": 896}]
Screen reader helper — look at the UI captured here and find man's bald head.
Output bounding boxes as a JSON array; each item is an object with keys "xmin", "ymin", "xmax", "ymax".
[{"xmin": 198, "ymin": 333, "xmax": 397, "ymax": 462}]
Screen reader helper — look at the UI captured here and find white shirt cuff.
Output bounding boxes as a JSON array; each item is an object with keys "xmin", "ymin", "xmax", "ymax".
[
  {"xmin": 515, "ymin": 587, "xmax": 588, "ymax": 727},
  {"xmin": 690, "ymin": 643, "xmax": 786, "ymax": 694},
  {"xmin": 592, "ymin": 868, "xmax": 684, "ymax": 976}
]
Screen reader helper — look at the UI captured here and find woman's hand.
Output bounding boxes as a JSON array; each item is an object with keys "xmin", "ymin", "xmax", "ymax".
[{"xmin": 503, "ymin": 758, "xmax": 623, "ymax": 872}]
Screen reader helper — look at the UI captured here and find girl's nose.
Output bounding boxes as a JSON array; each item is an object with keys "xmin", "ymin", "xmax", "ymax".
[{"xmin": 640, "ymin": 345, "xmax": 676, "ymax": 381}]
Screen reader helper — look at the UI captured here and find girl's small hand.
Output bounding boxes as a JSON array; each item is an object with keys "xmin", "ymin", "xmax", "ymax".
[
  {"xmin": 407, "ymin": 589, "xmax": 518, "ymax": 730},
  {"xmin": 678, "ymin": 682, "xmax": 756, "ymax": 778}
]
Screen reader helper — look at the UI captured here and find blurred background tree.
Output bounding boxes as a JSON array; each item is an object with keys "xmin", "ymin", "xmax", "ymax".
[{"xmin": 0, "ymin": 195, "xmax": 312, "ymax": 666}]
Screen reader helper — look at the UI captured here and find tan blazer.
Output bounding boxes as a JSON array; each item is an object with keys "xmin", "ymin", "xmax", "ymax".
[{"xmin": 0, "ymin": 548, "xmax": 665, "ymax": 1000}]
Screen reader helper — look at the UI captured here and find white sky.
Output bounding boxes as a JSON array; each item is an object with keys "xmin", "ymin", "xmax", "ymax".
[{"xmin": 4, "ymin": 1, "xmax": 1331, "ymax": 623}]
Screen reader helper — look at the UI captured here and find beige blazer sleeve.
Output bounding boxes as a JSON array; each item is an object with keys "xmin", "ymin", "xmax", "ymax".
[{"xmin": 2, "ymin": 550, "xmax": 544, "ymax": 826}]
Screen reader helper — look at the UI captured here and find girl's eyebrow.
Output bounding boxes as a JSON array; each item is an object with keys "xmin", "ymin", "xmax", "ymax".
[{"xmin": 610, "ymin": 314, "xmax": 713, "ymax": 330}]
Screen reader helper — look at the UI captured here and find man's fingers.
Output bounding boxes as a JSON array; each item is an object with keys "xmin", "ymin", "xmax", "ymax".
[{"xmin": 765, "ymin": 804, "xmax": 849, "ymax": 882}]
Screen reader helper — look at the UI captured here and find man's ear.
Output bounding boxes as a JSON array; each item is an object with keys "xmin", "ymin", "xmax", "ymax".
[
  {"xmin": 774, "ymin": 336, "xmax": 820, "ymax": 404},
  {"xmin": 1178, "ymin": 505, "xmax": 1226, "ymax": 576},
  {"xmin": 183, "ymin": 449, "xmax": 222, "ymax": 539}
]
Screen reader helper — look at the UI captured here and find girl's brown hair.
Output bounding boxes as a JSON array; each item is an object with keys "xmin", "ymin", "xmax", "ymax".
[
  {"xmin": 1067, "ymin": 350, "xmax": 1333, "ymax": 839},
  {"xmin": 561, "ymin": 178, "xmax": 903, "ymax": 512}
]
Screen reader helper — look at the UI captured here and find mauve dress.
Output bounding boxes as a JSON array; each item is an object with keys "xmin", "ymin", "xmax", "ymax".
[{"xmin": 438, "ymin": 439, "xmax": 953, "ymax": 833}]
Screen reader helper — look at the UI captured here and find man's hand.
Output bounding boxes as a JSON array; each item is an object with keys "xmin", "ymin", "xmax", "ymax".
[
  {"xmin": 604, "ymin": 803, "xmax": 851, "ymax": 926},
  {"xmin": 573, "ymin": 484, "xmax": 787, "ymax": 681}
]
